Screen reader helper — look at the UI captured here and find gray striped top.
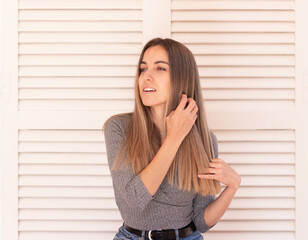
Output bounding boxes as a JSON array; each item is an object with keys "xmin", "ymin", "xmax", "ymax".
[{"xmin": 104, "ymin": 113, "xmax": 218, "ymax": 233}]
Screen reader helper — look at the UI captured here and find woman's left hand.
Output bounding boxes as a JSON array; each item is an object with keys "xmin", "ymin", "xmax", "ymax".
[{"xmin": 198, "ymin": 158, "xmax": 241, "ymax": 190}]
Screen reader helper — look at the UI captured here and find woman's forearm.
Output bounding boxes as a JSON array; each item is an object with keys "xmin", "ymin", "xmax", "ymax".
[
  {"xmin": 203, "ymin": 186, "xmax": 238, "ymax": 227},
  {"xmin": 140, "ymin": 94, "xmax": 198, "ymax": 197},
  {"xmin": 140, "ymin": 135, "xmax": 182, "ymax": 196},
  {"xmin": 197, "ymin": 158, "xmax": 241, "ymax": 227}
]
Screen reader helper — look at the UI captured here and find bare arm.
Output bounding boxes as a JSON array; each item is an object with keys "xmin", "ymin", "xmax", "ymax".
[
  {"xmin": 140, "ymin": 94, "xmax": 198, "ymax": 196},
  {"xmin": 203, "ymin": 185, "xmax": 238, "ymax": 226},
  {"xmin": 198, "ymin": 158, "xmax": 241, "ymax": 226},
  {"xmin": 140, "ymin": 135, "xmax": 182, "ymax": 196}
]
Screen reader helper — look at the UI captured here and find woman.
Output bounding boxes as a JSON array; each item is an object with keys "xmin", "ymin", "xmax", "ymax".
[{"xmin": 103, "ymin": 38, "xmax": 241, "ymax": 240}]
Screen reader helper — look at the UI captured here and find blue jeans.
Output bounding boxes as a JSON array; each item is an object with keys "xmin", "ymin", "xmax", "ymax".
[{"xmin": 113, "ymin": 226, "xmax": 204, "ymax": 240}]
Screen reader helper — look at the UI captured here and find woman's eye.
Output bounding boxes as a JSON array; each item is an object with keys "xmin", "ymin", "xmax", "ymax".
[{"xmin": 139, "ymin": 67, "xmax": 165, "ymax": 72}]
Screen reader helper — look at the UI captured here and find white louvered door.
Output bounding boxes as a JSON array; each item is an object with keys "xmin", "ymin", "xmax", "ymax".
[
  {"xmin": 1, "ymin": 0, "xmax": 308, "ymax": 240},
  {"xmin": 17, "ymin": 0, "xmax": 143, "ymax": 239},
  {"xmin": 171, "ymin": 1, "xmax": 296, "ymax": 239}
]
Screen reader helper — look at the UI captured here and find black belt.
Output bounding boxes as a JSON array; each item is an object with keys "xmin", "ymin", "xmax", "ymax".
[{"xmin": 123, "ymin": 221, "xmax": 196, "ymax": 240}]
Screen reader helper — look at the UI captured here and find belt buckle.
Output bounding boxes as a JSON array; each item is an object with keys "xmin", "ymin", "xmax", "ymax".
[{"xmin": 148, "ymin": 229, "xmax": 163, "ymax": 240}]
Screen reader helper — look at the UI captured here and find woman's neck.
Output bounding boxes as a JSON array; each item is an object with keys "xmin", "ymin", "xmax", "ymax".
[{"xmin": 150, "ymin": 105, "xmax": 166, "ymax": 134}]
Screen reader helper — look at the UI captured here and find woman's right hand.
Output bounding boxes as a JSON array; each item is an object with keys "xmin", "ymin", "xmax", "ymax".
[{"xmin": 166, "ymin": 94, "xmax": 198, "ymax": 143}]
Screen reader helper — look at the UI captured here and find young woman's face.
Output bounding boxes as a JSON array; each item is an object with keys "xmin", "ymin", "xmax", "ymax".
[{"xmin": 138, "ymin": 45, "xmax": 171, "ymax": 110}]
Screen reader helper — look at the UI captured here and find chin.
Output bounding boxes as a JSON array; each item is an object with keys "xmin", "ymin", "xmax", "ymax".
[
  {"xmin": 140, "ymin": 99, "xmax": 154, "ymax": 106},
  {"xmin": 140, "ymin": 96, "xmax": 165, "ymax": 108},
  {"xmin": 141, "ymin": 102, "xmax": 154, "ymax": 107}
]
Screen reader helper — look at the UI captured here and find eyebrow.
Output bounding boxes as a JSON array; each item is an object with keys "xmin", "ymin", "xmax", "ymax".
[{"xmin": 140, "ymin": 60, "xmax": 169, "ymax": 65}]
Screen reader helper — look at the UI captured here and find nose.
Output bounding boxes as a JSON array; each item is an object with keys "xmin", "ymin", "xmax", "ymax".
[{"xmin": 142, "ymin": 68, "xmax": 154, "ymax": 81}]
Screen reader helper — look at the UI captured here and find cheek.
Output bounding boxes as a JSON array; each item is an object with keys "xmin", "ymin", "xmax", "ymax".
[
  {"xmin": 138, "ymin": 78, "xmax": 142, "ymax": 91},
  {"xmin": 165, "ymin": 79, "xmax": 171, "ymax": 93}
]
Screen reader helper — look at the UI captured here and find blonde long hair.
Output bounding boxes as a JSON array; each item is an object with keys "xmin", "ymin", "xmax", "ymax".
[{"xmin": 104, "ymin": 38, "xmax": 220, "ymax": 195}]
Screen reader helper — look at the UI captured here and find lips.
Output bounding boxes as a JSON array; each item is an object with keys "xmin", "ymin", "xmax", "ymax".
[{"xmin": 143, "ymin": 87, "xmax": 156, "ymax": 92}]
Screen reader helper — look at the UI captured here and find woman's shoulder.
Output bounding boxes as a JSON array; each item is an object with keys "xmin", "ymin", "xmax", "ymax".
[{"xmin": 102, "ymin": 112, "xmax": 132, "ymax": 134}]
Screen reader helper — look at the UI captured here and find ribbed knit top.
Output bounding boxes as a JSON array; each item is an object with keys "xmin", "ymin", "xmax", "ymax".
[{"xmin": 104, "ymin": 113, "xmax": 219, "ymax": 232}]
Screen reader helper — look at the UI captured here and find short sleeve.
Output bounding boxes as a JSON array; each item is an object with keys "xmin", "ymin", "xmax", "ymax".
[{"xmin": 193, "ymin": 194, "xmax": 215, "ymax": 232}]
